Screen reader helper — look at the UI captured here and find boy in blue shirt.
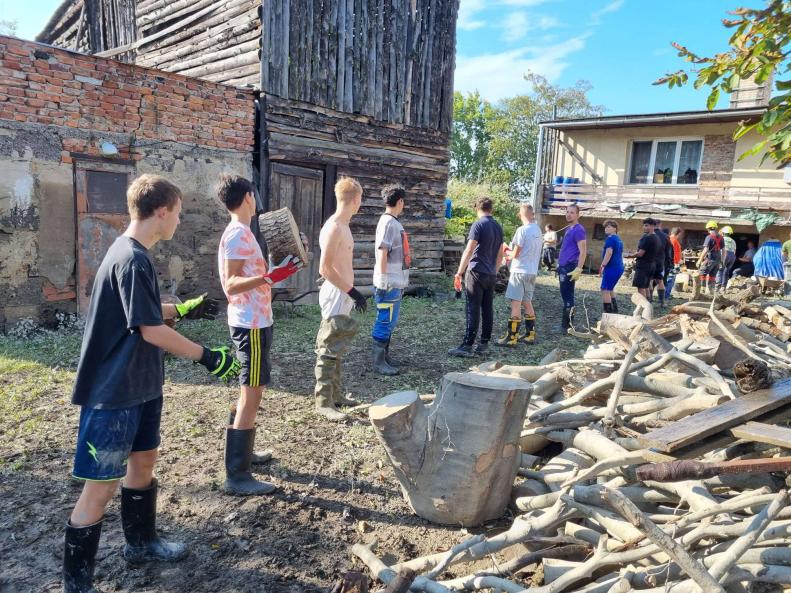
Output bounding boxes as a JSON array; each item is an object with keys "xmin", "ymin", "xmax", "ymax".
[{"xmin": 599, "ymin": 219, "xmax": 624, "ymax": 313}]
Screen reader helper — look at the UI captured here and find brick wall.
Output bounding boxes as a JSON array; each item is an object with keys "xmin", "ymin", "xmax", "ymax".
[
  {"xmin": 699, "ymin": 134, "xmax": 736, "ymax": 188},
  {"xmin": 0, "ymin": 36, "xmax": 255, "ymax": 330},
  {"xmin": 0, "ymin": 36, "xmax": 254, "ymax": 153}
]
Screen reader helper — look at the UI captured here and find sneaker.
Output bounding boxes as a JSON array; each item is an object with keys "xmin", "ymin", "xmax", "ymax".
[
  {"xmin": 473, "ymin": 342, "xmax": 490, "ymax": 356},
  {"xmin": 448, "ymin": 343, "xmax": 476, "ymax": 358}
]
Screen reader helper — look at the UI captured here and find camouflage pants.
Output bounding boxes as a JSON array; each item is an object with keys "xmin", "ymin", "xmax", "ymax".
[{"xmin": 313, "ymin": 315, "xmax": 358, "ymax": 405}]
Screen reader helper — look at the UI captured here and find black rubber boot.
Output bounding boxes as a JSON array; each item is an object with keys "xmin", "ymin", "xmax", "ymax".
[
  {"xmin": 372, "ymin": 340, "xmax": 398, "ymax": 375},
  {"xmin": 611, "ymin": 298, "xmax": 619, "ymax": 314},
  {"xmin": 121, "ymin": 480, "xmax": 188, "ymax": 564},
  {"xmin": 603, "ymin": 302, "xmax": 613, "ymax": 314},
  {"xmin": 520, "ymin": 316, "xmax": 537, "ymax": 344},
  {"xmin": 473, "ymin": 342, "xmax": 490, "ymax": 356},
  {"xmin": 384, "ymin": 338, "xmax": 401, "ymax": 367},
  {"xmin": 560, "ymin": 307, "xmax": 572, "ymax": 333},
  {"xmin": 224, "ymin": 428, "xmax": 277, "ymax": 496},
  {"xmin": 227, "ymin": 406, "xmax": 274, "ymax": 464},
  {"xmin": 63, "ymin": 520, "xmax": 104, "ymax": 593}
]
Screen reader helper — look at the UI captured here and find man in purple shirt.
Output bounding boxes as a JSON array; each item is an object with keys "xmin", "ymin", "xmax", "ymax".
[{"xmin": 557, "ymin": 204, "xmax": 587, "ymax": 332}]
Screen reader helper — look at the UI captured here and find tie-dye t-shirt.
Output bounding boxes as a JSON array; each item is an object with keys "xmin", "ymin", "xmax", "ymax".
[{"xmin": 218, "ymin": 221, "xmax": 273, "ymax": 329}]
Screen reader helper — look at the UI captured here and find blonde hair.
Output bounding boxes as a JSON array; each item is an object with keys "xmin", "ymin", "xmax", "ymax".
[
  {"xmin": 335, "ymin": 177, "xmax": 362, "ymax": 204},
  {"xmin": 519, "ymin": 203, "xmax": 534, "ymax": 217}
]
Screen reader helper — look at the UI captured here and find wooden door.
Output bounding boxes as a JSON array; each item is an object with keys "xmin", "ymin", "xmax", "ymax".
[
  {"xmin": 75, "ymin": 161, "xmax": 133, "ymax": 313},
  {"xmin": 269, "ymin": 163, "xmax": 324, "ymax": 303}
]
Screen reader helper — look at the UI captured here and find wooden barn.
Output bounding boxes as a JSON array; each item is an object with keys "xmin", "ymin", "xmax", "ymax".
[{"xmin": 37, "ymin": 0, "xmax": 459, "ymax": 298}]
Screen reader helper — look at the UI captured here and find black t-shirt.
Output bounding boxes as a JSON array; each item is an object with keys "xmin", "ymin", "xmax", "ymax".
[
  {"xmin": 71, "ymin": 236, "xmax": 165, "ymax": 409},
  {"xmin": 654, "ymin": 229, "xmax": 669, "ymax": 267},
  {"xmin": 703, "ymin": 234, "xmax": 722, "ymax": 262},
  {"xmin": 635, "ymin": 232, "xmax": 661, "ymax": 271},
  {"xmin": 468, "ymin": 215, "xmax": 504, "ymax": 275}
]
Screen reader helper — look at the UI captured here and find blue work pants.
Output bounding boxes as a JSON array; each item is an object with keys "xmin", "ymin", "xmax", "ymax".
[{"xmin": 372, "ymin": 288, "xmax": 403, "ymax": 343}]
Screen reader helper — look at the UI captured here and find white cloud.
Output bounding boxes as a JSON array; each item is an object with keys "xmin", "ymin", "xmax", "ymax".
[
  {"xmin": 499, "ymin": 0, "xmax": 556, "ymax": 5},
  {"xmin": 458, "ymin": 0, "xmax": 487, "ymax": 30},
  {"xmin": 501, "ymin": 11, "xmax": 560, "ymax": 42},
  {"xmin": 502, "ymin": 12, "xmax": 530, "ymax": 42},
  {"xmin": 454, "ymin": 35, "xmax": 590, "ymax": 102},
  {"xmin": 591, "ymin": 0, "xmax": 625, "ymax": 24},
  {"xmin": 458, "ymin": 0, "xmax": 559, "ymax": 31}
]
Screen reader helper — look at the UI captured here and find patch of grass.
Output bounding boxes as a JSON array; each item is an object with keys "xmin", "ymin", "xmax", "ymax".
[{"xmin": 0, "ymin": 356, "xmax": 74, "ymax": 455}]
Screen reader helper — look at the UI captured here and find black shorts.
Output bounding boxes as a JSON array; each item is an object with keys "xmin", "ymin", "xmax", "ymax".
[
  {"xmin": 632, "ymin": 267, "xmax": 653, "ymax": 289},
  {"xmin": 699, "ymin": 259, "xmax": 720, "ymax": 277},
  {"xmin": 230, "ymin": 326, "xmax": 273, "ymax": 387}
]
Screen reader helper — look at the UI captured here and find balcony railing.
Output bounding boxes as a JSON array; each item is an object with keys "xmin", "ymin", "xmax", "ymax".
[{"xmin": 540, "ymin": 183, "xmax": 791, "ymax": 213}]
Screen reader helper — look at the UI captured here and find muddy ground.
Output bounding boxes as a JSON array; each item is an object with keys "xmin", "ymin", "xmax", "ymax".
[{"xmin": 0, "ymin": 273, "xmax": 644, "ymax": 593}]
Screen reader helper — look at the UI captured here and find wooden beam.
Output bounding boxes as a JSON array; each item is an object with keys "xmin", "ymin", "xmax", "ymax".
[
  {"xmin": 556, "ymin": 136, "xmax": 604, "ymax": 184},
  {"xmin": 94, "ymin": 2, "xmax": 218, "ymax": 57},
  {"xmin": 730, "ymin": 421, "xmax": 791, "ymax": 449},
  {"xmin": 637, "ymin": 379, "xmax": 791, "ymax": 452}
]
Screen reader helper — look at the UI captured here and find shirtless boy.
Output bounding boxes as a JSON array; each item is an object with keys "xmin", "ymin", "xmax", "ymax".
[{"xmin": 313, "ymin": 177, "xmax": 367, "ymax": 421}]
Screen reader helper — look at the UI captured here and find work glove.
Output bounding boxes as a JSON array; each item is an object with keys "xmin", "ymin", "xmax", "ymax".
[
  {"xmin": 198, "ymin": 346, "xmax": 241, "ymax": 381},
  {"xmin": 347, "ymin": 287, "xmax": 368, "ymax": 313},
  {"xmin": 262, "ymin": 255, "xmax": 303, "ymax": 285},
  {"xmin": 175, "ymin": 293, "xmax": 219, "ymax": 320},
  {"xmin": 568, "ymin": 267, "xmax": 583, "ymax": 282}
]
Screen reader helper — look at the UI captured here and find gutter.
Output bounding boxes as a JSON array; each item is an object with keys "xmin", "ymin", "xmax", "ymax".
[{"xmin": 540, "ymin": 108, "xmax": 765, "ymax": 130}]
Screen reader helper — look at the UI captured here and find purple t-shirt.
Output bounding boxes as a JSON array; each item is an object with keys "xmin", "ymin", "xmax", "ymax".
[{"xmin": 559, "ymin": 223, "xmax": 586, "ymax": 266}]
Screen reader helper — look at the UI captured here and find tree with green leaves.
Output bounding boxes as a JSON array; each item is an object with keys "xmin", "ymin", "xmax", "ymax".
[
  {"xmin": 655, "ymin": 1, "xmax": 790, "ymax": 165},
  {"xmin": 450, "ymin": 74, "xmax": 604, "ymax": 196}
]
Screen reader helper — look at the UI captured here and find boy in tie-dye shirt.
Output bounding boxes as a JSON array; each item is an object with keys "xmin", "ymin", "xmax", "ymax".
[{"xmin": 216, "ymin": 175, "xmax": 302, "ymax": 496}]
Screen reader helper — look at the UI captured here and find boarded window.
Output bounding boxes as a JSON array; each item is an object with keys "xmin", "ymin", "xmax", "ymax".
[{"xmin": 85, "ymin": 170, "xmax": 129, "ymax": 214}]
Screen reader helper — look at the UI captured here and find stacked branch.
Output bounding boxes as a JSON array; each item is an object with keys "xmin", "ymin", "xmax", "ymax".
[{"xmin": 353, "ymin": 287, "xmax": 791, "ymax": 592}]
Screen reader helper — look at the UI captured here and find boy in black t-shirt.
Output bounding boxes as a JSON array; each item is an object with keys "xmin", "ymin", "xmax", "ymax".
[
  {"xmin": 63, "ymin": 175, "xmax": 241, "ymax": 593},
  {"xmin": 629, "ymin": 218, "xmax": 661, "ymax": 299}
]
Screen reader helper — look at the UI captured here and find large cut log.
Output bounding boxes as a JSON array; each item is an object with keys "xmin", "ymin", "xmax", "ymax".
[
  {"xmin": 369, "ymin": 372, "xmax": 532, "ymax": 526},
  {"xmin": 258, "ymin": 207, "xmax": 308, "ymax": 264}
]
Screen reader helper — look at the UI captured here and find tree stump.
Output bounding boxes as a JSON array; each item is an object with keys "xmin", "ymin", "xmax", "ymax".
[
  {"xmin": 257, "ymin": 207, "xmax": 308, "ymax": 264},
  {"xmin": 369, "ymin": 372, "xmax": 532, "ymax": 526}
]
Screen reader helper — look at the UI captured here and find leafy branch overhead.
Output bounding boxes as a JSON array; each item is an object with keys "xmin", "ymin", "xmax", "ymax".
[{"xmin": 654, "ymin": 0, "xmax": 791, "ymax": 166}]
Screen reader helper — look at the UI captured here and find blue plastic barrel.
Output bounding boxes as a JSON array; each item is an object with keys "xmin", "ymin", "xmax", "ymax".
[{"xmin": 554, "ymin": 175, "xmax": 564, "ymax": 185}]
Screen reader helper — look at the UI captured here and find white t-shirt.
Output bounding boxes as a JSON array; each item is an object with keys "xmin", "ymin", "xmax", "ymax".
[
  {"xmin": 543, "ymin": 230, "xmax": 558, "ymax": 246},
  {"xmin": 217, "ymin": 221, "xmax": 273, "ymax": 329},
  {"xmin": 372, "ymin": 214, "xmax": 410, "ymax": 289},
  {"xmin": 511, "ymin": 223, "xmax": 543, "ymax": 275}
]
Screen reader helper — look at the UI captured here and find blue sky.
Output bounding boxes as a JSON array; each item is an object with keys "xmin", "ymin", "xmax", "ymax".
[
  {"xmin": 2, "ymin": 0, "xmax": 762, "ymax": 115},
  {"xmin": 455, "ymin": 0, "xmax": 763, "ymax": 114}
]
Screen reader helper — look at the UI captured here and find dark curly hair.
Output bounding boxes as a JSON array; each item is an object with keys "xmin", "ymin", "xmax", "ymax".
[
  {"xmin": 382, "ymin": 184, "xmax": 406, "ymax": 207},
  {"xmin": 217, "ymin": 175, "xmax": 254, "ymax": 211}
]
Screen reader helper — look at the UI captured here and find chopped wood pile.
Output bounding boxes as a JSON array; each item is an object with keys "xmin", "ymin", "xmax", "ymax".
[{"xmin": 353, "ymin": 287, "xmax": 791, "ymax": 592}]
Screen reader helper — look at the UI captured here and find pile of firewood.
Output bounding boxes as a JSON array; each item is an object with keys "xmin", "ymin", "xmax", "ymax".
[{"xmin": 351, "ymin": 287, "xmax": 791, "ymax": 593}]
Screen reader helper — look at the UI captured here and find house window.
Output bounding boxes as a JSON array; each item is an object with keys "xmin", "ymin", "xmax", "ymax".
[{"xmin": 628, "ymin": 139, "xmax": 703, "ymax": 185}]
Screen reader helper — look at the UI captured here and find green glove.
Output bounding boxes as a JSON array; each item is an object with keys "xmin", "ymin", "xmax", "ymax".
[
  {"xmin": 198, "ymin": 346, "xmax": 241, "ymax": 381},
  {"xmin": 568, "ymin": 267, "xmax": 583, "ymax": 282},
  {"xmin": 175, "ymin": 293, "xmax": 219, "ymax": 320}
]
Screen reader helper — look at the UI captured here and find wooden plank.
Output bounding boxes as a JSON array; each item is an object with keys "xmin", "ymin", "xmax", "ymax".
[
  {"xmin": 638, "ymin": 379, "xmax": 791, "ymax": 452},
  {"xmin": 730, "ymin": 421, "xmax": 791, "ymax": 449}
]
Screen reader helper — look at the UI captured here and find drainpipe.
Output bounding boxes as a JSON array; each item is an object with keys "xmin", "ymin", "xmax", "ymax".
[{"xmin": 532, "ymin": 124, "xmax": 545, "ymax": 228}]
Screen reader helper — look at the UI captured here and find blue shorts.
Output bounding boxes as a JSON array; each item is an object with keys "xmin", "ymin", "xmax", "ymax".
[
  {"xmin": 72, "ymin": 397, "xmax": 163, "ymax": 481},
  {"xmin": 601, "ymin": 267, "xmax": 624, "ymax": 291}
]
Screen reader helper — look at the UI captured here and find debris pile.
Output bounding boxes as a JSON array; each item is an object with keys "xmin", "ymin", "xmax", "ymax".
[{"xmin": 352, "ymin": 288, "xmax": 791, "ymax": 593}]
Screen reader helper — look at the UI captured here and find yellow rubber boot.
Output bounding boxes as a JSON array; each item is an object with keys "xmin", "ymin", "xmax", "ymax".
[
  {"xmin": 495, "ymin": 318, "xmax": 521, "ymax": 347},
  {"xmin": 521, "ymin": 316, "xmax": 536, "ymax": 344}
]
